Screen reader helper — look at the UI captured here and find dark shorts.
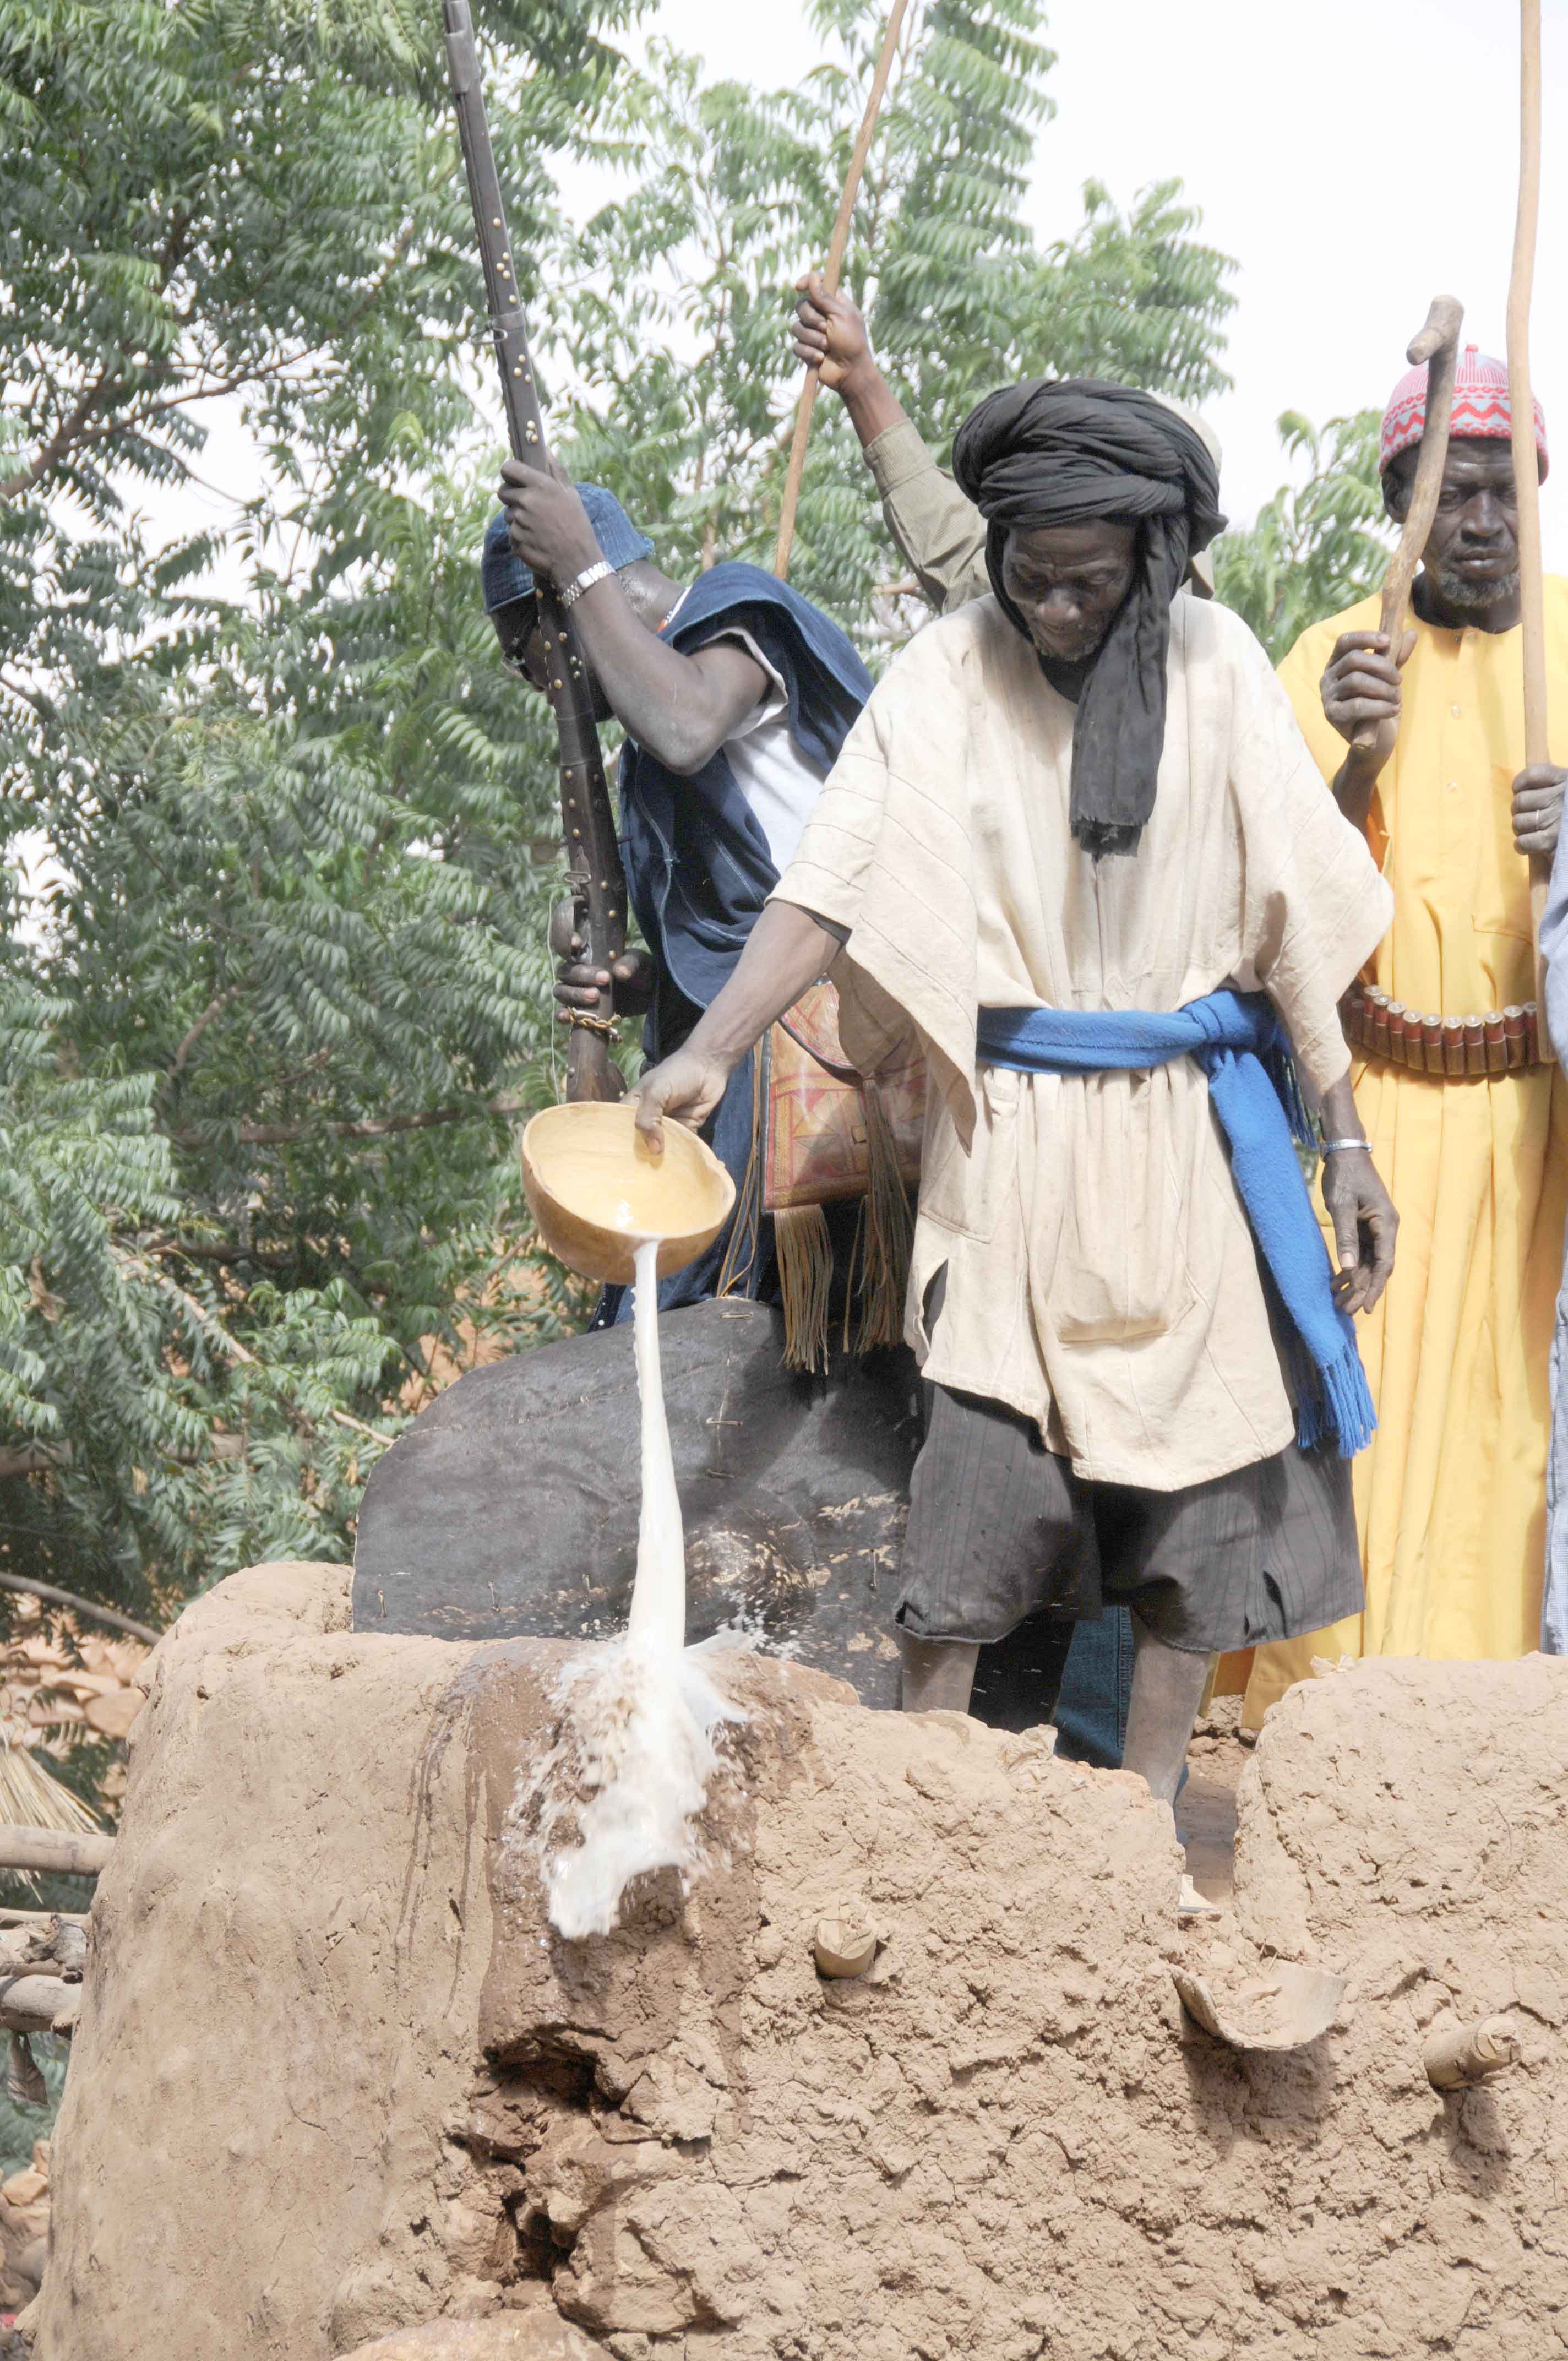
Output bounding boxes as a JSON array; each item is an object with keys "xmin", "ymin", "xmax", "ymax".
[{"xmin": 895, "ymin": 1379, "xmax": 1363, "ymax": 1656}]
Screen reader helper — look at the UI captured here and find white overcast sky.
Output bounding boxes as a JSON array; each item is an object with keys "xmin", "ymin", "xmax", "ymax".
[
  {"xmin": 145, "ymin": 0, "xmax": 1568, "ymax": 572},
  {"xmin": 604, "ymin": 0, "xmax": 1568, "ymax": 566}
]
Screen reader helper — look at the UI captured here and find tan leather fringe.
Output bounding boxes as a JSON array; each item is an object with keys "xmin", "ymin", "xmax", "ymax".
[
  {"xmin": 854, "ymin": 1079, "xmax": 914, "ymax": 1352},
  {"xmin": 716, "ymin": 1038, "xmax": 766, "ymax": 1301},
  {"xmin": 776, "ymin": 1203, "xmax": 834, "ymax": 1372}
]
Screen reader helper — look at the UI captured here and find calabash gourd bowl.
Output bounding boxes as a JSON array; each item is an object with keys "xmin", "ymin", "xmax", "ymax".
[{"xmin": 521, "ymin": 1101, "xmax": 736, "ymax": 1287}]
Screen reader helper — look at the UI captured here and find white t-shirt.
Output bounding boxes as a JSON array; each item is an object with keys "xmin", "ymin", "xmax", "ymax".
[{"xmin": 661, "ymin": 590, "xmax": 824, "ymax": 879}]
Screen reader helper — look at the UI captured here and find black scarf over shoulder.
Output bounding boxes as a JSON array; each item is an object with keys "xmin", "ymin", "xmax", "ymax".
[{"xmin": 951, "ymin": 378, "xmax": 1226, "ymax": 856}]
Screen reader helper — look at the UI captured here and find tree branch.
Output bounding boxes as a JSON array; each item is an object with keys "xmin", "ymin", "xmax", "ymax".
[
  {"xmin": 0, "ymin": 1572, "xmax": 159, "ymax": 1648},
  {"xmin": 2, "ymin": 220, "xmax": 425, "ymax": 508},
  {"xmin": 165, "ymin": 987, "xmax": 240, "ymax": 1088},
  {"xmin": 0, "ymin": 371, "xmax": 114, "ymax": 503},
  {"xmin": 168, "ymin": 1091, "xmax": 524, "ymax": 1148},
  {"xmin": 0, "ymin": 1444, "xmax": 68, "ymax": 1482},
  {"xmin": 112, "ymin": 1250, "xmax": 390, "ymax": 1451},
  {"xmin": 0, "ymin": 1435, "xmax": 244, "ymax": 1479},
  {"xmin": 0, "ymin": 1974, "xmax": 82, "ymax": 2036},
  {"xmin": 154, "ymin": 1237, "xmax": 298, "ymax": 1271}
]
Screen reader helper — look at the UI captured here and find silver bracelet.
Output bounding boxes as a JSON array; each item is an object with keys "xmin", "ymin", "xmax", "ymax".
[
  {"xmin": 558, "ymin": 559, "xmax": 614, "ymax": 610},
  {"xmin": 1321, "ymin": 1138, "xmax": 1371, "ymax": 1156}
]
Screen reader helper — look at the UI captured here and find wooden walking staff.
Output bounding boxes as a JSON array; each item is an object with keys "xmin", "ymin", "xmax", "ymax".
[
  {"xmin": 773, "ymin": 0, "xmax": 913, "ymax": 581},
  {"xmin": 1507, "ymin": 0, "xmax": 1555, "ymax": 1045},
  {"xmin": 1351, "ymin": 296, "xmax": 1464, "ymax": 751}
]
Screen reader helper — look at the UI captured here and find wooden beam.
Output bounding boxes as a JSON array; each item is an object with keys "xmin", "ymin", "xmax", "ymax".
[{"xmin": 0, "ymin": 1825, "xmax": 113, "ymax": 1879}]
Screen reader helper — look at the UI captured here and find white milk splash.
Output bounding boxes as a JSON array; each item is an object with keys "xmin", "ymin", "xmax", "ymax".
[{"xmin": 540, "ymin": 1235, "xmax": 744, "ymax": 1940}]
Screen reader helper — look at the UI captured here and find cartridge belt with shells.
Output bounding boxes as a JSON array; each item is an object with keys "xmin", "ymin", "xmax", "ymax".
[{"xmin": 1340, "ymin": 981, "xmax": 1547, "ymax": 1076}]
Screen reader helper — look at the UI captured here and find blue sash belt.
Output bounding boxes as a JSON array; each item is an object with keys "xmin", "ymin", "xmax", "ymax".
[{"xmin": 976, "ymin": 988, "xmax": 1375, "ymax": 1457}]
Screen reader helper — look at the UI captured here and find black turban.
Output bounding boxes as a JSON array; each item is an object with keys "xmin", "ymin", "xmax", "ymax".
[{"xmin": 951, "ymin": 378, "xmax": 1226, "ymax": 856}]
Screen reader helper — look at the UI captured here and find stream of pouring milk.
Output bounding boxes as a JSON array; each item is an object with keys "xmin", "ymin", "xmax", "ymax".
[{"xmin": 542, "ymin": 1234, "xmax": 742, "ymax": 1939}]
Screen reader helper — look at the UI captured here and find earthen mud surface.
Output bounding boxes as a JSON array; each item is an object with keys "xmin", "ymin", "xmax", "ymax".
[{"xmin": 32, "ymin": 1568, "xmax": 1568, "ymax": 2359}]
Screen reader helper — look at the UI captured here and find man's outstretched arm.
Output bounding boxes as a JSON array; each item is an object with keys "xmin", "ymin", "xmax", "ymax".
[
  {"xmin": 626, "ymin": 902, "xmax": 840, "ymax": 1148},
  {"xmin": 792, "ymin": 275, "xmax": 987, "ymax": 614}
]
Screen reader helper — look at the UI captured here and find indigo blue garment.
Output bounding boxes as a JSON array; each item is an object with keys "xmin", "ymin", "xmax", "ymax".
[
  {"xmin": 489, "ymin": 552, "xmax": 867, "ymax": 1328},
  {"xmin": 584, "ymin": 570, "xmax": 869, "ymax": 1324},
  {"xmin": 1051, "ymin": 1610, "xmax": 1186, "ymax": 1805},
  {"xmin": 1050, "ymin": 1608, "xmax": 1134, "ymax": 1769},
  {"xmin": 976, "ymin": 989, "xmax": 1375, "ymax": 1457},
  {"xmin": 618, "ymin": 563, "xmax": 873, "ymax": 1020},
  {"xmin": 597, "ymin": 565, "xmax": 871, "ymax": 1322}
]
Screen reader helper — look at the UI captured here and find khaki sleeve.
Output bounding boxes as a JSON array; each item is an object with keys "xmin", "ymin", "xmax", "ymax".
[
  {"xmin": 862, "ymin": 420, "xmax": 989, "ymax": 614},
  {"xmin": 770, "ymin": 616, "xmax": 983, "ymax": 1135}
]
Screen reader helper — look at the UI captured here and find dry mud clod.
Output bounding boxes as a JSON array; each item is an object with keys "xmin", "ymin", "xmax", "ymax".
[{"xmin": 1172, "ymin": 1958, "xmax": 1347, "ymax": 2050}]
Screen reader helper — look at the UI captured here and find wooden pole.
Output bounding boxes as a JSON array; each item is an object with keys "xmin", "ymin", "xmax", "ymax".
[
  {"xmin": 773, "ymin": 0, "xmax": 913, "ymax": 581},
  {"xmin": 0, "ymin": 1825, "xmax": 113, "ymax": 1879},
  {"xmin": 1351, "ymin": 297, "xmax": 1464, "ymax": 750},
  {"xmin": 1507, "ymin": 0, "xmax": 1554, "ymax": 1037}
]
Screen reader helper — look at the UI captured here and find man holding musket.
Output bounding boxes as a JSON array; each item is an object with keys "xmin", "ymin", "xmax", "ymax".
[{"xmin": 483, "ymin": 468, "xmax": 871, "ymax": 1335}]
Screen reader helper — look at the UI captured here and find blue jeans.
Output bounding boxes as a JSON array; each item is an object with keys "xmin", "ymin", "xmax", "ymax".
[{"xmin": 1051, "ymin": 1607, "xmax": 1134, "ymax": 1769}]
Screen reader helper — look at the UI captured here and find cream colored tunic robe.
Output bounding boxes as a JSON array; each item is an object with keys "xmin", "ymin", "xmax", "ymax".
[{"xmin": 775, "ymin": 591, "xmax": 1393, "ymax": 1494}]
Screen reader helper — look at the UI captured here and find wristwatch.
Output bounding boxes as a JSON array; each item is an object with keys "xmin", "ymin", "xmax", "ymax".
[{"xmin": 558, "ymin": 559, "xmax": 614, "ymax": 610}]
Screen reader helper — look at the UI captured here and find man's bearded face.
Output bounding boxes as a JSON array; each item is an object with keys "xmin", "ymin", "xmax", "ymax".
[{"xmin": 1389, "ymin": 437, "xmax": 1523, "ymax": 610}]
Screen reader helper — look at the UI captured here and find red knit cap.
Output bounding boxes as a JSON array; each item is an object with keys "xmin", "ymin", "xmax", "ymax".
[{"xmin": 1380, "ymin": 344, "xmax": 1549, "ymax": 478}]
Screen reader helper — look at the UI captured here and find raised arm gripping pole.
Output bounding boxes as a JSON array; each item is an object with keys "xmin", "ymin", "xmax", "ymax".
[
  {"xmin": 772, "ymin": 0, "xmax": 913, "ymax": 583},
  {"xmin": 1351, "ymin": 296, "xmax": 1465, "ymax": 752},
  {"xmin": 444, "ymin": 0, "xmax": 627, "ymax": 1102},
  {"xmin": 1508, "ymin": 0, "xmax": 1554, "ymax": 1046}
]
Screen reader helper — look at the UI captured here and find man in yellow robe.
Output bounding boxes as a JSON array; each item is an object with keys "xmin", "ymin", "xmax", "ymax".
[{"xmin": 1244, "ymin": 348, "xmax": 1568, "ymax": 1723}]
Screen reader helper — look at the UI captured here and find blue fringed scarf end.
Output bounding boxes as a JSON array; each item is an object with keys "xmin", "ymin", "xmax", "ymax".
[{"xmin": 1291, "ymin": 1331, "xmax": 1378, "ymax": 1457}]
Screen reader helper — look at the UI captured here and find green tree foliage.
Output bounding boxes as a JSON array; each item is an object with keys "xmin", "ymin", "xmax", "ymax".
[
  {"xmin": 0, "ymin": 0, "xmax": 1241, "ymax": 1632},
  {"xmin": 0, "ymin": 0, "xmax": 619, "ymax": 1616},
  {"xmin": 1212, "ymin": 409, "xmax": 1391, "ymax": 664}
]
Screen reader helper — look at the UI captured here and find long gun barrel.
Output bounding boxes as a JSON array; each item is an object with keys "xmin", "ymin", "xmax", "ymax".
[{"xmin": 443, "ymin": 0, "xmax": 627, "ymax": 1102}]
